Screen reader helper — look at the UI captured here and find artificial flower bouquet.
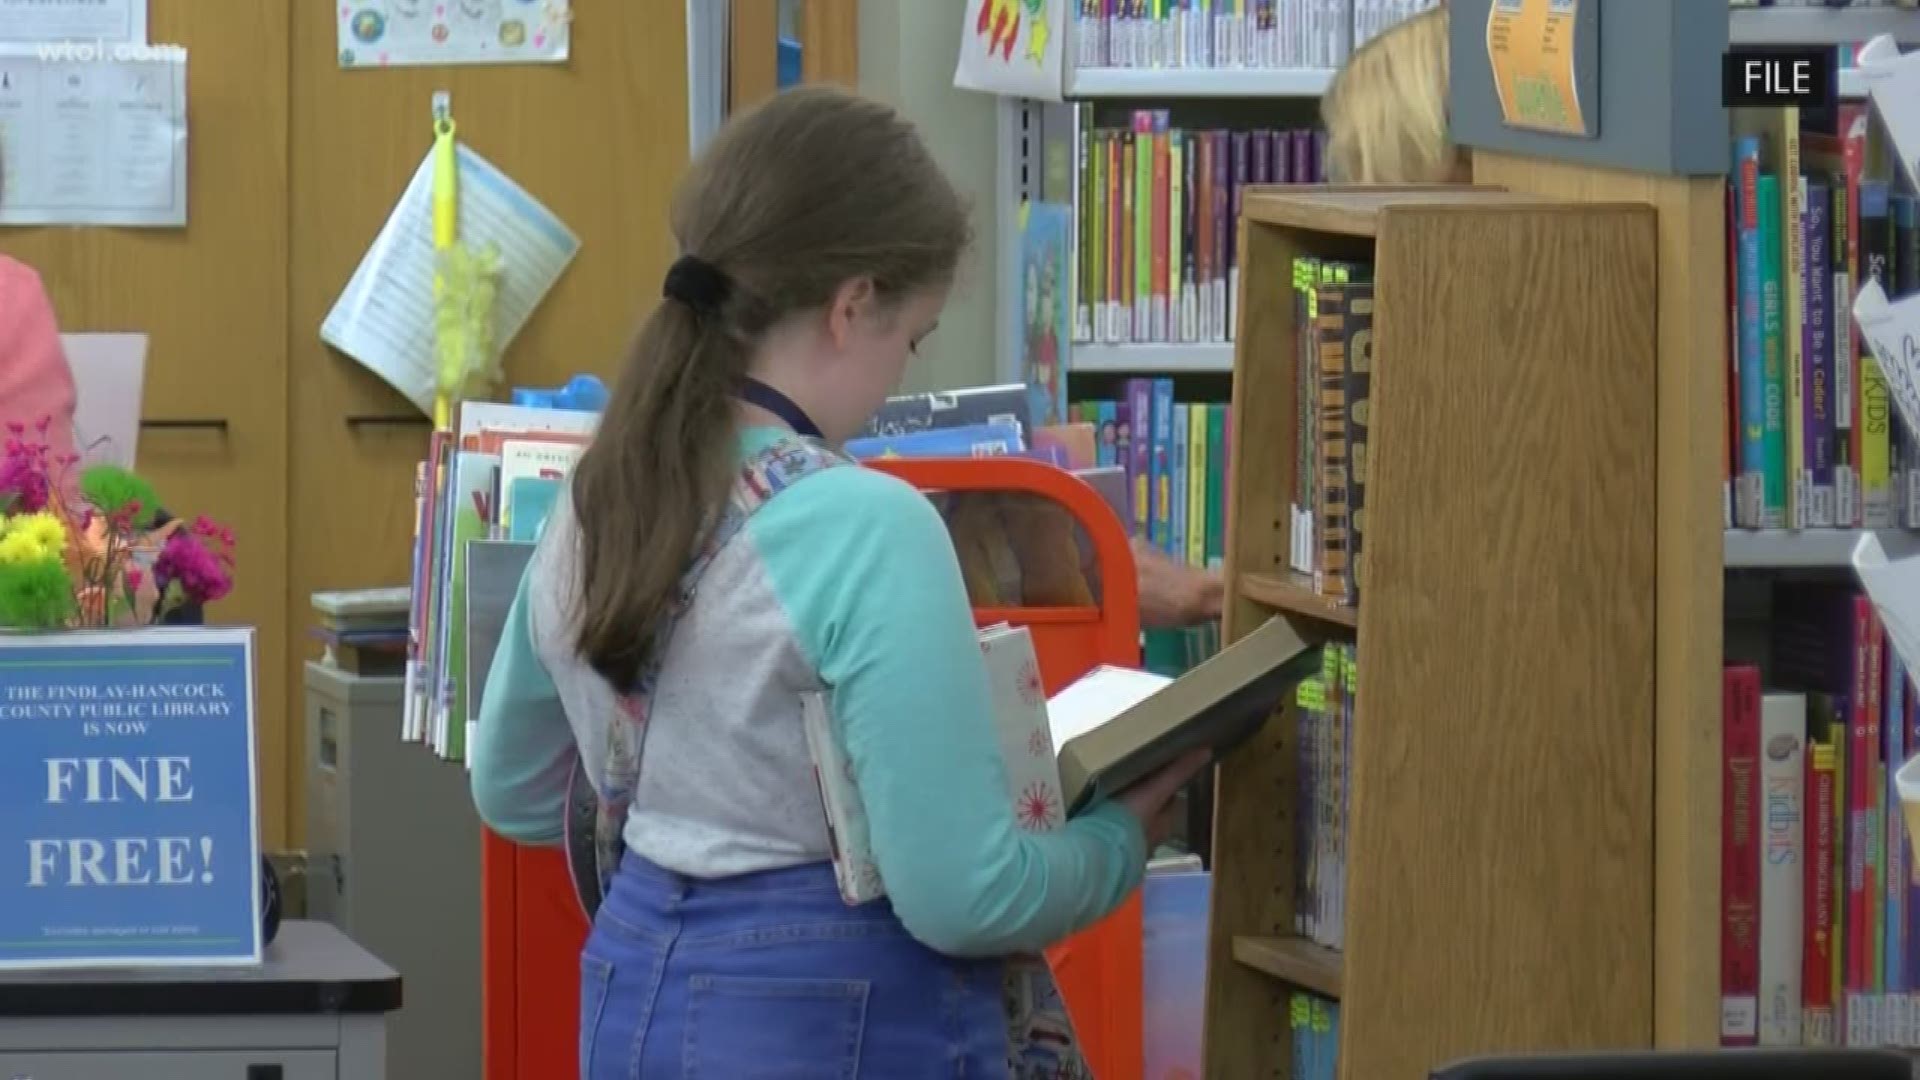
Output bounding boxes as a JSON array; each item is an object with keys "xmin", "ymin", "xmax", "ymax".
[{"xmin": 0, "ymin": 417, "xmax": 235, "ymax": 630}]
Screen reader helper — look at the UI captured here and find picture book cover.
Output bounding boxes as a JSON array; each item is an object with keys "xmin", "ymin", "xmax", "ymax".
[
  {"xmin": 1144, "ymin": 868, "xmax": 1210, "ymax": 1079},
  {"xmin": 1023, "ymin": 201, "xmax": 1073, "ymax": 428}
]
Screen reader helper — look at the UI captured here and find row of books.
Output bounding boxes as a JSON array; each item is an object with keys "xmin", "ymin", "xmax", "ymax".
[
  {"xmin": 1723, "ymin": 102, "xmax": 1920, "ymax": 532},
  {"xmin": 1295, "ymin": 642, "xmax": 1354, "ymax": 951},
  {"xmin": 1071, "ymin": 0, "xmax": 1441, "ymax": 72},
  {"xmin": 405, "ymin": 400, "xmax": 597, "ymax": 761},
  {"xmin": 1067, "ymin": 381, "xmax": 1231, "ymax": 675},
  {"xmin": 1069, "ymin": 380, "xmax": 1230, "ymax": 571},
  {"xmin": 1288, "ymin": 991, "xmax": 1343, "ymax": 1080},
  {"xmin": 1720, "ymin": 581, "xmax": 1920, "ymax": 1049},
  {"xmin": 1287, "ymin": 257, "xmax": 1373, "ymax": 606},
  {"xmin": 1074, "ymin": 114, "xmax": 1326, "ymax": 346}
]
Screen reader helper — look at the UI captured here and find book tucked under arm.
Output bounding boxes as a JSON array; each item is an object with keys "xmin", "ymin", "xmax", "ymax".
[{"xmin": 760, "ymin": 464, "xmax": 1149, "ymax": 959}]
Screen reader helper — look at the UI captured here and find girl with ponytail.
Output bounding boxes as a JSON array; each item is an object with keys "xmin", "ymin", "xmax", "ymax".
[{"xmin": 470, "ymin": 86, "xmax": 1201, "ymax": 1078}]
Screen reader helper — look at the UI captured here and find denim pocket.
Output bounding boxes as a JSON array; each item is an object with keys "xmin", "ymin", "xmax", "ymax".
[
  {"xmin": 578, "ymin": 953, "xmax": 613, "ymax": 1078},
  {"xmin": 682, "ymin": 974, "xmax": 869, "ymax": 1078}
]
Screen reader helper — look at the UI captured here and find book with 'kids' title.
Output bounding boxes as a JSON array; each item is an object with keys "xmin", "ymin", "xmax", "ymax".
[{"xmin": 802, "ymin": 614, "xmax": 1318, "ymax": 904}]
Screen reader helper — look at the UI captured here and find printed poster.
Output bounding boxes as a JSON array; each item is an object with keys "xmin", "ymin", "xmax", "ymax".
[
  {"xmin": 954, "ymin": 0, "xmax": 1066, "ymax": 102},
  {"xmin": 1484, "ymin": 0, "xmax": 1589, "ymax": 137},
  {"xmin": 338, "ymin": 0, "xmax": 571, "ymax": 69},
  {"xmin": 0, "ymin": 0, "xmax": 145, "ymax": 45},
  {"xmin": 1021, "ymin": 201, "xmax": 1071, "ymax": 428},
  {"xmin": 0, "ymin": 46, "xmax": 188, "ymax": 228},
  {"xmin": 0, "ymin": 628, "xmax": 261, "ymax": 968}
]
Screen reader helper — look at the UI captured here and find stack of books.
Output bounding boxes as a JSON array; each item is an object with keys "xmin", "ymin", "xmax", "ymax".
[{"xmin": 405, "ymin": 400, "xmax": 598, "ymax": 762}]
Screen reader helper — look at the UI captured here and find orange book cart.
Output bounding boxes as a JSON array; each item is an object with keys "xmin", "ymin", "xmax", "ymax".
[{"xmin": 482, "ymin": 455, "xmax": 1146, "ymax": 1080}]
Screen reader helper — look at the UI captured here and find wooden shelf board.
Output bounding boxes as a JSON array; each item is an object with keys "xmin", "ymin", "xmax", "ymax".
[
  {"xmin": 1065, "ymin": 66, "xmax": 1334, "ymax": 98},
  {"xmin": 1238, "ymin": 571, "xmax": 1358, "ymax": 629},
  {"xmin": 1729, "ymin": 6, "xmax": 1920, "ymax": 45},
  {"xmin": 1231, "ymin": 935, "xmax": 1344, "ymax": 998},
  {"xmin": 1070, "ymin": 341, "xmax": 1235, "ymax": 374},
  {"xmin": 1723, "ymin": 528, "xmax": 1873, "ymax": 570},
  {"xmin": 1240, "ymin": 187, "xmax": 1557, "ymax": 237}
]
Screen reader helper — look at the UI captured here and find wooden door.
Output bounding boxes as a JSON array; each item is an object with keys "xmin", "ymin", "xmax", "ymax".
[
  {"xmin": 0, "ymin": 1, "xmax": 295, "ymax": 846},
  {"xmin": 284, "ymin": 4, "xmax": 690, "ymax": 845}
]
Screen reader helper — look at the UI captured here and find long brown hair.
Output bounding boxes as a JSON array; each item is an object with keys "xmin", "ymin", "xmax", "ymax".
[{"xmin": 569, "ymin": 86, "xmax": 970, "ymax": 688}]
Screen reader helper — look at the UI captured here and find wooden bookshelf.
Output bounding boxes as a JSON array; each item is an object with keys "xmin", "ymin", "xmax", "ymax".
[
  {"xmin": 1204, "ymin": 186, "xmax": 1661, "ymax": 1078},
  {"xmin": 1468, "ymin": 149, "xmax": 1733, "ymax": 1052}
]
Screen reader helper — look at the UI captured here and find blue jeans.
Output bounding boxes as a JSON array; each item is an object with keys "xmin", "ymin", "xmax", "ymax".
[{"xmin": 580, "ymin": 852, "xmax": 1010, "ymax": 1078}]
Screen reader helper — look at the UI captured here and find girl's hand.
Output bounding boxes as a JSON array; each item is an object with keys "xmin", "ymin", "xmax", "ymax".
[{"xmin": 1116, "ymin": 748, "xmax": 1213, "ymax": 851}]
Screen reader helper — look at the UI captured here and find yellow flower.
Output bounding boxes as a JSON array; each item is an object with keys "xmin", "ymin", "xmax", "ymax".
[{"xmin": 0, "ymin": 512, "xmax": 65, "ymax": 565}]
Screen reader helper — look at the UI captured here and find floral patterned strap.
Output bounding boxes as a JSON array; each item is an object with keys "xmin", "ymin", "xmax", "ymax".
[{"xmin": 571, "ymin": 436, "xmax": 849, "ymax": 917}]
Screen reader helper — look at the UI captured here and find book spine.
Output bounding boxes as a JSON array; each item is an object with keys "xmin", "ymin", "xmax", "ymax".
[
  {"xmin": 1832, "ymin": 174, "xmax": 1856, "ymax": 528},
  {"xmin": 1735, "ymin": 138, "xmax": 1765, "ymax": 528},
  {"xmin": 1119, "ymin": 129, "xmax": 1136, "ymax": 344},
  {"xmin": 1805, "ymin": 179, "xmax": 1836, "ymax": 527},
  {"xmin": 1151, "ymin": 111, "xmax": 1171, "ymax": 343},
  {"xmin": 1152, "ymin": 378, "xmax": 1175, "ymax": 552},
  {"xmin": 1849, "ymin": 598, "xmax": 1873, "ymax": 1043},
  {"xmin": 1133, "ymin": 111, "xmax": 1154, "ymax": 343},
  {"xmin": 1887, "ymin": 648, "xmax": 1909, "ymax": 1043},
  {"xmin": 1169, "ymin": 128, "xmax": 1185, "ymax": 345},
  {"xmin": 1343, "ymin": 284, "xmax": 1374, "ymax": 605},
  {"xmin": 1895, "ymin": 196, "xmax": 1920, "ymax": 526},
  {"xmin": 1758, "ymin": 173, "xmax": 1789, "ymax": 529},
  {"xmin": 1127, "ymin": 378, "xmax": 1152, "ymax": 538},
  {"xmin": 1867, "ymin": 602, "xmax": 1888, "ymax": 1044},
  {"xmin": 1722, "ymin": 665, "xmax": 1762, "ymax": 1046},
  {"xmin": 1170, "ymin": 400, "xmax": 1189, "ymax": 560},
  {"xmin": 1106, "ymin": 131, "xmax": 1123, "ymax": 343},
  {"xmin": 1759, "ymin": 691, "xmax": 1806, "ymax": 1046},
  {"xmin": 1785, "ymin": 136, "xmax": 1805, "ymax": 530},
  {"xmin": 1840, "ymin": 104, "xmax": 1867, "ymax": 526},
  {"xmin": 1211, "ymin": 130, "xmax": 1229, "ymax": 343},
  {"xmin": 1862, "ymin": 181, "xmax": 1894, "ymax": 527},
  {"xmin": 1315, "ymin": 283, "xmax": 1349, "ymax": 599},
  {"xmin": 1205, "ymin": 403, "xmax": 1227, "ymax": 571},
  {"xmin": 1807, "ymin": 729, "xmax": 1838, "ymax": 1045},
  {"xmin": 1186, "ymin": 402, "xmax": 1207, "ymax": 568},
  {"xmin": 1228, "ymin": 130, "xmax": 1249, "ymax": 338}
]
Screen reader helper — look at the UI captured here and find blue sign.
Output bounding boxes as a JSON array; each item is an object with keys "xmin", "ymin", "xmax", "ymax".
[{"xmin": 0, "ymin": 627, "xmax": 259, "ymax": 968}]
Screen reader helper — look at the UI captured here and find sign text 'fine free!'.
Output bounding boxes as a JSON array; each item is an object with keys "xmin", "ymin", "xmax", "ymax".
[{"xmin": 0, "ymin": 628, "xmax": 260, "ymax": 968}]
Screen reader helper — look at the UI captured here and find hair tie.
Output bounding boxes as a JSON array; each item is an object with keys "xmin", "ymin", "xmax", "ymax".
[{"xmin": 662, "ymin": 254, "xmax": 732, "ymax": 316}]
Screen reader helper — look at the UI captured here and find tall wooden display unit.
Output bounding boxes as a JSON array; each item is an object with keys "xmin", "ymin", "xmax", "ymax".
[{"xmin": 1196, "ymin": 5, "xmax": 1741, "ymax": 1075}]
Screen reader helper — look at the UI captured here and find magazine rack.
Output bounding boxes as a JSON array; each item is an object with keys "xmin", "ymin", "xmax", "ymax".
[{"xmin": 481, "ymin": 455, "xmax": 1147, "ymax": 1080}]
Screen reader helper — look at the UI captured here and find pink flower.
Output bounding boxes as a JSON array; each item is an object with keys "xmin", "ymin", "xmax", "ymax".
[
  {"xmin": 124, "ymin": 567, "xmax": 143, "ymax": 591},
  {"xmin": 153, "ymin": 531, "xmax": 232, "ymax": 605}
]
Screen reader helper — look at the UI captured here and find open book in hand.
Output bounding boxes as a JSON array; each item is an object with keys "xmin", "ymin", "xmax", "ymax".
[{"xmin": 802, "ymin": 615, "xmax": 1319, "ymax": 904}]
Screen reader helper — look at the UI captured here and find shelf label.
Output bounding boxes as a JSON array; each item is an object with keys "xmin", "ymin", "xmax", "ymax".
[{"xmin": 1485, "ymin": 0, "xmax": 1595, "ymax": 138}]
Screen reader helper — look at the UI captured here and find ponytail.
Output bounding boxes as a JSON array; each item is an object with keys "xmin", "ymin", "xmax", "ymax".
[{"xmin": 569, "ymin": 295, "xmax": 747, "ymax": 688}]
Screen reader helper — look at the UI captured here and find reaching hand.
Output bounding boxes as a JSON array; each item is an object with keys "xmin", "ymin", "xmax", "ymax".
[
  {"xmin": 1116, "ymin": 748, "xmax": 1213, "ymax": 851},
  {"xmin": 1132, "ymin": 540, "xmax": 1225, "ymax": 630}
]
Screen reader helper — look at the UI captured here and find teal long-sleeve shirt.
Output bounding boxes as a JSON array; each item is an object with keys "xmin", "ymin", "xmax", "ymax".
[{"xmin": 469, "ymin": 427, "xmax": 1145, "ymax": 958}]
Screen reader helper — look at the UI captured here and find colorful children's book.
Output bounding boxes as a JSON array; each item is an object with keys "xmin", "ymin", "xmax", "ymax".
[
  {"xmin": 1022, "ymin": 202, "xmax": 1073, "ymax": 428},
  {"xmin": 803, "ymin": 622, "xmax": 1065, "ymax": 904},
  {"xmin": 1143, "ymin": 867, "xmax": 1210, "ymax": 1078},
  {"xmin": 843, "ymin": 421, "xmax": 1026, "ymax": 460}
]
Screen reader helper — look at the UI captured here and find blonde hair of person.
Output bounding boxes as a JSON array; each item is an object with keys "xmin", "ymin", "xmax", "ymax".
[{"xmin": 1321, "ymin": 5, "xmax": 1460, "ymax": 184}]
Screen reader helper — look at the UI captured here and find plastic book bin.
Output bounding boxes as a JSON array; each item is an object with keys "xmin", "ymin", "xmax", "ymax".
[{"xmin": 480, "ymin": 455, "xmax": 1147, "ymax": 1080}]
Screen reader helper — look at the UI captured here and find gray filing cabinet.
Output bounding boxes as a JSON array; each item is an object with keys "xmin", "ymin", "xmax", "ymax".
[
  {"xmin": 304, "ymin": 661, "xmax": 480, "ymax": 1080},
  {"xmin": 0, "ymin": 921, "xmax": 398, "ymax": 1079}
]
